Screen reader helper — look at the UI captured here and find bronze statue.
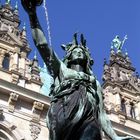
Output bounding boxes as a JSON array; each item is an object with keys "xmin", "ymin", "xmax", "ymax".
[
  {"xmin": 111, "ymin": 35, "xmax": 128, "ymax": 53},
  {"xmin": 21, "ymin": 1, "xmax": 134, "ymax": 140}
]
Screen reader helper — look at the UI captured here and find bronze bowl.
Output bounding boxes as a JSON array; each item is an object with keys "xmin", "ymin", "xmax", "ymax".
[
  {"xmin": 35, "ymin": 0, "xmax": 43, "ymax": 6},
  {"xmin": 22, "ymin": 0, "xmax": 43, "ymax": 6}
]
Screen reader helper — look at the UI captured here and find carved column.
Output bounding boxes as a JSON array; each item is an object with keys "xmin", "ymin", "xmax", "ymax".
[
  {"xmin": 12, "ymin": 52, "xmax": 18, "ymax": 70},
  {"xmin": 8, "ymin": 92, "xmax": 19, "ymax": 112},
  {"xmin": 19, "ymin": 52, "xmax": 26, "ymax": 76},
  {"xmin": 134, "ymin": 102, "xmax": 139, "ymax": 120}
]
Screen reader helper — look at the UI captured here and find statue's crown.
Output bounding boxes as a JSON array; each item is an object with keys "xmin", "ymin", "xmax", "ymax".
[
  {"xmin": 61, "ymin": 33, "xmax": 87, "ymax": 53},
  {"xmin": 61, "ymin": 33, "xmax": 94, "ymax": 66}
]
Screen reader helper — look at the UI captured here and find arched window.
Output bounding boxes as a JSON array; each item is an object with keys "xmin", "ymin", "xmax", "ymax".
[
  {"xmin": 0, "ymin": 132, "xmax": 9, "ymax": 139},
  {"xmin": 121, "ymin": 98, "xmax": 126, "ymax": 114},
  {"xmin": 2, "ymin": 53, "xmax": 10, "ymax": 70},
  {"xmin": 0, "ymin": 123, "xmax": 24, "ymax": 140},
  {"xmin": 0, "ymin": 130, "xmax": 11, "ymax": 140}
]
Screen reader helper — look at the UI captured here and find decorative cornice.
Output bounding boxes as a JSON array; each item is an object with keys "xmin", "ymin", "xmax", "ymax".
[
  {"xmin": 0, "ymin": 79, "xmax": 50, "ymax": 107},
  {"xmin": 109, "ymin": 60, "xmax": 135, "ymax": 71},
  {"xmin": 102, "ymin": 80, "xmax": 140, "ymax": 95}
]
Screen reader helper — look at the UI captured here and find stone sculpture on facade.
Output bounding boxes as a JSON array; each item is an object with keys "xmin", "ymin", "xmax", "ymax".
[
  {"xmin": 21, "ymin": 0, "xmax": 134, "ymax": 140},
  {"xmin": 111, "ymin": 35, "xmax": 127, "ymax": 53}
]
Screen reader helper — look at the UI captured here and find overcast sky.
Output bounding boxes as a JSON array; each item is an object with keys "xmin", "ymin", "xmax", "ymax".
[{"xmin": 2, "ymin": 0, "xmax": 140, "ymax": 82}]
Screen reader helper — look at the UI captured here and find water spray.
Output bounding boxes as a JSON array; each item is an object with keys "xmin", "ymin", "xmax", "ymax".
[{"xmin": 43, "ymin": 0, "xmax": 52, "ymax": 47}]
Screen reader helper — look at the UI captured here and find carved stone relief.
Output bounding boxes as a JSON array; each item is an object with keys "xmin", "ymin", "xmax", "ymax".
[
  {"xmin": 32, "ymin": 101, "xmax": 44, "ymax": 123},
  {"xmin": 125, "ymin": 99, "xmax": 131, "ymax": 117},
  {"xmin": 8, "ymin": 92, "xmax": 19, "ymax": 112},
  {"xmin": 30, "ymin": 122, "xmax": 41, "ymax": 140}
]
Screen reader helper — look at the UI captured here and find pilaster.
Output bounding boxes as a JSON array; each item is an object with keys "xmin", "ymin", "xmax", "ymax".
[
  {"xmin": 30, "ymin": 101, "xmax": 44, "ymax": 140},
  {"xmin": 0, "ymin": 50, "xmax": 5, "ymax": 68},
  {"xmin": 31, "ymin": 101, "xmax": 44, "ymax": 123}
]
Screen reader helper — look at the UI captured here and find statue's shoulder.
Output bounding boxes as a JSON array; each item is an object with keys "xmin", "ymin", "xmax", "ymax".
[
  {"xmin": 58, "ymin": 61, "xmax": 75, "ymax": 79},
  {"xmin": 96, "ymin": 80, "xmax": 101, "ymax": 88}
]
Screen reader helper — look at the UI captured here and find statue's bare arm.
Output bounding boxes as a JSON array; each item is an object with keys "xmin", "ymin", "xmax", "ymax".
[
  {"xmin": 21, "ymin": 0, "xmax": 60, "ymax": 78},
  {"xmin": 31, "ymin": 19, "xmax": 61, "ymax": 77},
  {"xmin": 96, "ymin": 81, "xmax": 134, "ymax": 140}
]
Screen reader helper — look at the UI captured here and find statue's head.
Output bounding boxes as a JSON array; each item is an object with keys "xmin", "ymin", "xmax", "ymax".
[
  {"xmin": 61, "ymin": 33, "xmax": 94, "ymax": 75},
  {"xmin": 70, "ymin": 47, "xmax": 86, "ymax": 61}
]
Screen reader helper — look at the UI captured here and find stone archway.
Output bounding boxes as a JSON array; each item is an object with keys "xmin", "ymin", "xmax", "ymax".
[
  {"xmin": 0, "ymin": 129, "xmax": 14, "ymax": 140},
  {"xmin": 0, "ymin": 121, "xmax": 25, "ymax": 140}
]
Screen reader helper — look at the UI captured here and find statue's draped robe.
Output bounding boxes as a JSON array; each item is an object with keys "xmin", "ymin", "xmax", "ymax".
[{"xmin": 47, "ymin": 62, "xmax": 102, "ymax": 140}]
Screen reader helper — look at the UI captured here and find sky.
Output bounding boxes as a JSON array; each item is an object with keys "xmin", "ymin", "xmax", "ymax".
[{"xmin": 2, "ymin": 0, "xmax": 140, "ymax": 82}]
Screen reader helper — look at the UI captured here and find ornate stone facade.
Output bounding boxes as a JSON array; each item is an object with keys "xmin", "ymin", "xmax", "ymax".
[
  {"xmin": 0, "ymin": 1, "xmax": 140, "ymax": 140},
  {"xmin": 0, "ymin": 1, "xmax": 50, "ymax": 140},
  {"xmin": 102, "ymin": 47, "xmax": 140, "ymax": 140}
]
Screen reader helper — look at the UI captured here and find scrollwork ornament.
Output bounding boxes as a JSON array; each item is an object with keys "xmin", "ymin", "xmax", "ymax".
[{"xmin": 30, "ymin": 122, "xmax": 41, "ymax": 140}]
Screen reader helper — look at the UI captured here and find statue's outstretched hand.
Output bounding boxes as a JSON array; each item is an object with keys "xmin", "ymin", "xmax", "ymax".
[
  {"xmin": 116, "ymin": 136, "xmax": 135, "ymax": 140},
  {"xmin": 21, "ymin": 0, "xmax": 36, "ymax": 15}
]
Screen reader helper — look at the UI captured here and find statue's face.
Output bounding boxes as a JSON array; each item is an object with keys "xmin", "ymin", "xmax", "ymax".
[{"xmin": 70, "ymin": 47, "xmax": 86, "ymax": 61}]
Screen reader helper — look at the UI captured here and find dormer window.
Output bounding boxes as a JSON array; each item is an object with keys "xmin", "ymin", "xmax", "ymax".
[{"xmin": 2, "ymin": 53, "xmax": 10, "ymax": 70}]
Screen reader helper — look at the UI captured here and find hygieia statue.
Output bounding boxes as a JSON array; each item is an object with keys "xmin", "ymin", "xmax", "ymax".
[{"xmin": 21, "ymin": 0, "xmax": 134, "ymax": 140}]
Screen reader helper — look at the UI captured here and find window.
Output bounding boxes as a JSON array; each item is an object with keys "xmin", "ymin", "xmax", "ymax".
[
  {"xmin": 2, "ymin": 54, "xmax": 10, "ymax": 70},
  {"xmin": 0, "ymin": 124, "xmax": 21, "ymax": 140},
  {"xmin": 0, "ymin": 130, "xmax": 11, "ymax": 140}
]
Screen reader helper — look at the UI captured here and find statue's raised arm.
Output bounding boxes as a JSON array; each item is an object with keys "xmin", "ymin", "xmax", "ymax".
[{"xmin": 21, "ymin": 0, "xmax": 60, "ymax": 78}]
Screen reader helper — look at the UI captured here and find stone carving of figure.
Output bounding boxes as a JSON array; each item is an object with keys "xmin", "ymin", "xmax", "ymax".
[
  {"xmin": 21, "ymin": 1, "xmax": 134, "ymax": 140},
  {"xmin": 103, "ymin": 86, "xmax": 115, "ymax": 111},
  {"xmin": 119, "ymin": 71, "xmax": 128, "ymax": 81}
]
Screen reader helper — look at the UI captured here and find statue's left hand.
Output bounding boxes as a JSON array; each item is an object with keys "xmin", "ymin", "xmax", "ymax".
[
  {"xmin": 21, "ymin": 0, "xmax": 36, "ymax": 16},
  {"xmin": 115, "ymin": 136, "xmax": 135, "ymax": 140}
]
